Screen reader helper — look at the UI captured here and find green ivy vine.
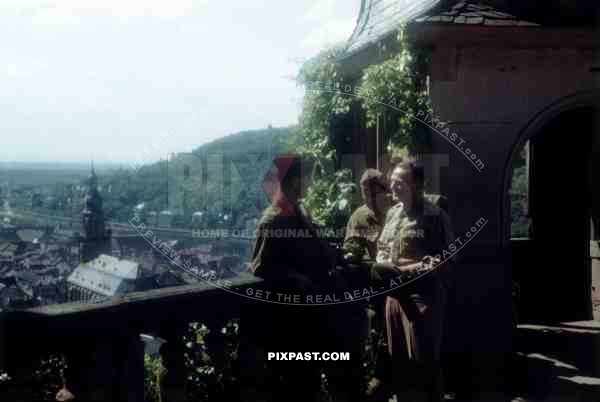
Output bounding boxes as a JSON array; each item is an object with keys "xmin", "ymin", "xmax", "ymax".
[
  {"xmin": 294, "ymin": 46, "xmax": 353, "ymax": 159},
  {"xmin": 359, "ymin": 29, "xmax": 432, "ymax": 151},
  {"xmin": 302, "ymin": 167, "xmax": 357, "ymax": 228},
  {"xmin": 294, "ymin": 26, "xmax": 432, "ymax": 228}
]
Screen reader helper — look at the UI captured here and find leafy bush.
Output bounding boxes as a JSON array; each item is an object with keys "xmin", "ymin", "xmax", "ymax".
[
  {"xmin": 295, "ymin": 27, "xmax": 431, "ymax": 226},
  {"xmin": 144, "ymin": 354, "xmax": 165, "ymax": 402},
  {"xmin": 303, "ymin": 168, "xmax": 358, "ymax": 229},
  {"xmin": 294, "ymin": 47, "xmax": 353, "ymax": 159},
  {"xmin": 360, "ymin": 29, "xmax": 431, "ymax": 152},
  {"xmin": 182, "ymin": 321, "xmax": 240, "ymax": 402}
]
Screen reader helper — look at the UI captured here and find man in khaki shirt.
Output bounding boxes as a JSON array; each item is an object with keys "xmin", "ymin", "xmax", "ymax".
[
  {"xmin": 343, "ymin": 169, "xmax": 391, "ymax": 263},
  {"xmin": 340, "ymin": 169, "xmax": 391, "ymax": 402},
  {"xmin": 370, "ymin": 159, "xmax": 455, "ymax": 402}
]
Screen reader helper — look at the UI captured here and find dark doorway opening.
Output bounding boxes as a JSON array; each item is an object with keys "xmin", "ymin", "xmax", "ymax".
[{"xmin": 511, "ymin": 107, "xmax": 599, "ymax": 323}]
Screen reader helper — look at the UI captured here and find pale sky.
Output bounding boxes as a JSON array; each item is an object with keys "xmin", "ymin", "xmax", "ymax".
[{"xmin": 0, "ymin": 0, "xmax": 360, "ymax": 164}]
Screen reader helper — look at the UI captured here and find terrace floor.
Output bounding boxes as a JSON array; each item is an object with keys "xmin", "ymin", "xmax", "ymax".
[{"xmin": 505, "ymin": 321, "xmax": 600, "ymax": 402}]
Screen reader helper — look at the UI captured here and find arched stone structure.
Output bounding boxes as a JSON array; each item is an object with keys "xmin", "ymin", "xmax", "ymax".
[
  {"xmin": 499, "ymin": 92, "xmax": 600, "ymax": 323},
  {"xmin": 501, "ymin": 90, "xmax": 600, "ymax": 245},
  {"xmin": 337, "ymin": 0, "xmax": 600, "ymax": 395}
]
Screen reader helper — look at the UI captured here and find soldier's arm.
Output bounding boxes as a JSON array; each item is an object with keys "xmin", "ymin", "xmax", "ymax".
[
  {"xmin": 342, "ymin": 212, "xmax": 368, "ymax": 263},
  {"xmin": 370, "ymin": 260, "xmax": 421, "ymax": 286},
  {"xmin": 395, "ymin": 259, "xmax": 422, "ymax": 273}
]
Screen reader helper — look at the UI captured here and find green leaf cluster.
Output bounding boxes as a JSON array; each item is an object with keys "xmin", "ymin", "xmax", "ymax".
[
  {"xmin": 294, "ymin": 46, "xmax": 352, "ymax": 159},
  {"xmin": 302, "ymin": 168, "xmax": 358, "ymax": 228},
  {"xmin": 295, "ymin": 27, "xmax": 431, "ymax": 227},
  {"xmin": 359, "ymin": 29, "xmax": 431, "ymax": 151}
]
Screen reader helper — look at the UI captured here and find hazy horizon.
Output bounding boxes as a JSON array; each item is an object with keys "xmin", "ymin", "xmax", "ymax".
[
  {"xmin": 0, "ymin": 0, "xmax": 359, "ymax": 164},
  {"xmin": 0, "ymin": 123, "xmax": 293, "ymax": 166}
]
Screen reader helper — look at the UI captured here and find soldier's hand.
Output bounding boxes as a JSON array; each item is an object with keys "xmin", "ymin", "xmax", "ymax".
[
  {"xmin": 395, "ymin": 261, "xmax": 422, "ymax": 274},
  {"xmin": 56, "ymin": 386, "xmax": 75, "ymax": 401}
]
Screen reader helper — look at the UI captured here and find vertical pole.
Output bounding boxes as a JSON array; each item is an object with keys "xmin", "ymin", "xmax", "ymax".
[
  {"xmin": 376, "ymin": 113, "xmax": 381, "ymax": 171},
  {"xmin": 524, "ymin": 140, "xmax": 530, "ymax": 221},
  {"xmin": 159, "ymin": 325, "xmax": 189, "ymax": 402}
]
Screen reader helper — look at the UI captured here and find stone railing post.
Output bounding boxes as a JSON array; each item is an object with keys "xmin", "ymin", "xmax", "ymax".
[{"xmin": 159, "ymin": 324, "xmax": 189, "ymax": 402}]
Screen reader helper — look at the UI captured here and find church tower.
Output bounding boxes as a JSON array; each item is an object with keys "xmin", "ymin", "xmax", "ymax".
[{"xmin": 80, "ymin": 162, "xmax": 111, "ymax": 262}]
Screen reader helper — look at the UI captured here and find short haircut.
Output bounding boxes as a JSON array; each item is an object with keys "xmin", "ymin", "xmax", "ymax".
[
  {"xmin": 277, "ymin": 155, "xmax": 316, "ymax": 190},
  {"xmin": 360, "ymin": 169, "xmax": 387, "ymax": 202},
  {"xmin": 390, "ymin": 155, "xmax": 424, "ymax": 190}
]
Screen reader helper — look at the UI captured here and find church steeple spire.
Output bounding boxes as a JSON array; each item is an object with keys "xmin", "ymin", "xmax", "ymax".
[
  {"xmin": 80, "ymin": 160, "xmax": 109, "ymax": 262},
  {"xmin": 88, "ymin": 160, "xmax": 98, "ymax": 191}
]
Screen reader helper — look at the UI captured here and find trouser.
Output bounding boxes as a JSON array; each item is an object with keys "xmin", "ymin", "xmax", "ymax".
[{"xmin": 371, "ymin": 263, "xmax": 446, "ymax": 402}]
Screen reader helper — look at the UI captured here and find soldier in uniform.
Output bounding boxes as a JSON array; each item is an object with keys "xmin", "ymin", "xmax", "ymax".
[
  {"xmin": 342, "ymin": 169, "xmax": 394, "ymax": 400},
  {"xmin": 240, "ymin": 155, "xmax": 336, "ymax": 402},
  {"xmin": 370, "ymin": 157, "xmax": 455, "ymax": 402},
  {"xmin": 336, "ymin": 169, "xmax": 391, "ymax": 401},
  {"xmin": 343, "ymin": 169, "xmax": 391, "ymax": 263}
]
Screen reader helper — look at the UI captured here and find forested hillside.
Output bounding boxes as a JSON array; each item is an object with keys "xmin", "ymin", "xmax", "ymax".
[
  {"xmin": 1, "ymin": 127, "xmax": 291, "ymax": 231},
  {"xmin": 101, "ymin": 126, "xmax": 292, "ymax": 228}
]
